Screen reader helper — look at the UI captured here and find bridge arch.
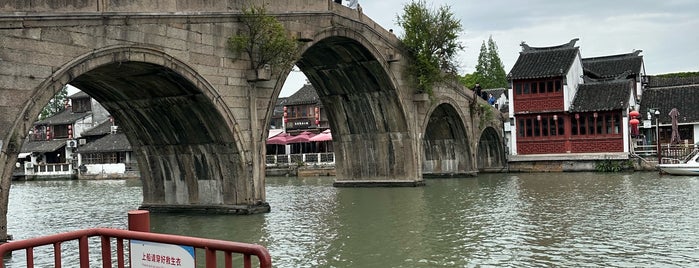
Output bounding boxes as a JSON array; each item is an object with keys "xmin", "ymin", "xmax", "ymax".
[
  {"xmin": 8, "ymin": 45, "xmax": 266, "ymax": 212},
  {"xmin": 279, "ymin": 26, "xmax": 419, "ymax": 183},
  {"xmin": 477, "ymin": 126, "xmax": 506, "ymax": 172},
  {"xmin": 420, "ymin": 99, "xmax": 473, "ymax": 176}
]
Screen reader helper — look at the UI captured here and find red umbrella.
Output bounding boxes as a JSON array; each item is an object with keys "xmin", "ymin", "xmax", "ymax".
[
  {"xmin": 266, "ymin": 132, "xmax": 289, "ymax": 145},
  {"xmin": 309, "ymin": 130, "xmax": 332, "ymax": 142},
  {"xmin": 286, "ymin": 132, "xmax": 316, "ymax": 143}
]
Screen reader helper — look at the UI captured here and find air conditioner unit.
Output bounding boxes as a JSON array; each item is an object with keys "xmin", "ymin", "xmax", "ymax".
[
  {"xmin": 66, "ymin": 140, "xmax": 77, "ymax": 148},
  {"xmin": 110, "ymin": 126, "xmax": 118, "ymax": 134},
  {"xmin": 79, "ymin": 139, "xmax": 87, "ymax": 145}
]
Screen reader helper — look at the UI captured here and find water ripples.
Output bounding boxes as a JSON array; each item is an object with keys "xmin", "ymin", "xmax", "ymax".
[{"xmin": 7, "ymin": 173, "xmax": 699, "ymax": 267}]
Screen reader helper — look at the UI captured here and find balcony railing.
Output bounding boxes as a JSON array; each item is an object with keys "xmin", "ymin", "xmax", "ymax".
[
  {"xmin": 265, "ymin": 153, "xmax": 335, "ymax": 167},
  {"xmin": 25, "ymin": 163, "xmax": 73, "ymax": 176}
]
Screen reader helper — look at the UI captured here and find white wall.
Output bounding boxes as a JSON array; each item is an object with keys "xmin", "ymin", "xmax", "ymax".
[
  {"xmin": 564, "ymin": 51, "xmax": 585, "ymax": 111},
  {"xmin": 84, "ymin": 163, "xmax": 126, "ymax": 175}
]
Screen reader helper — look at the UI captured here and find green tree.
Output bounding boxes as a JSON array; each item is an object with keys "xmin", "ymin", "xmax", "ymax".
[
  {"xmin": 397, "ymin": 0, "xmax": 463, "ymax": 95},
  {"xmin": 468, "ymin": 35, "xmax": 507, "ymax": 89},
  {"xmin": 228, "ymin": 5, "xmax": 298, "ymax": 77},
  {"xmin": 39, "ymin": 85, "xmax": 68, "ymax": 120},
  {"xmin": 458, "ymin": 73, "xmax": 477, "ymax": 89}
]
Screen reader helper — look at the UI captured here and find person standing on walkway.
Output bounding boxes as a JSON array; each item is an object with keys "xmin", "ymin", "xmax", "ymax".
[{"xmin": 474, "ymin": 83, "xmax": 482, "ymax": 101}]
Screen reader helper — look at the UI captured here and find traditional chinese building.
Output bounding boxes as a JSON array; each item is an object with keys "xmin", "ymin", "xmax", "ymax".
[
  {"xmin": 281, "ymin": 83, "xmax": 328, "ymax": 134},
  {"xmin": 507, "ymin": 39, "xmax": 645, "ymax": 161},
  {"xmin": 639, "ymin": 75, "xmax": 699, "ymax": 145}
]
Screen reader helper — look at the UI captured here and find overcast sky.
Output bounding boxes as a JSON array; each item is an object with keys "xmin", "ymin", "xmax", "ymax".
[{"xmin": 281, "ymin": 0, "xmax": 699, "ymax": 96}]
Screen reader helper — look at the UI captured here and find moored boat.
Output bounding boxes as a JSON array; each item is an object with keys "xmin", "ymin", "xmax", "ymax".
[{"xmin": 657, "ymin": 148, "xmax": 699, "ymax": 175}]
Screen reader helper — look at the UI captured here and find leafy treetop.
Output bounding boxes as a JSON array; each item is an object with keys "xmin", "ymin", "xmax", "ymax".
[
  {"xmin": 397, "ymin": 0, "xmax": 463, "ymax": 95},
  {"xmin": 228, "ymin": 5, "xmax": 298, "ymax": 73}
]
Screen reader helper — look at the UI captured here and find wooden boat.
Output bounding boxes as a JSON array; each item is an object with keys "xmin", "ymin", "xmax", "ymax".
[{"xmin": 658, "ymin": 149, "xmax": 699, "ymax": 175}]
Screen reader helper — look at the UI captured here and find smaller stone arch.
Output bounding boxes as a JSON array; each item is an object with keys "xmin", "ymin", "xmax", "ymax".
[
  {"xmin": 280, "ymin": 26, "xmax": 420, "ymax": 184},
  {"xmin": 421, "ymin": 101, "xmax": 474, "ymax": 176},
  {"xmin": 477, "ymin": 127, "xmax": 506, "ymax": 172}
]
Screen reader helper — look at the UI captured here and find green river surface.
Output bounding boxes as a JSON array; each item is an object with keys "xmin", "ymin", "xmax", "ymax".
[{"xmin": 6, "ymin": 172, "xmax": 699, "ymax": 267}]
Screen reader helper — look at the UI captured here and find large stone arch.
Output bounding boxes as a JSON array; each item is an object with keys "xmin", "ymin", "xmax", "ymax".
[
  {"xmin": 282, "ymin": 27, "xmax": 420, "ymax": 185},
  {"xmin": 6, "ymin": 45, "xmax": 267, "ymax": 213},
  {"xmin": 420, "ymin": 99, "xmax": 474, "ymax": 176}
]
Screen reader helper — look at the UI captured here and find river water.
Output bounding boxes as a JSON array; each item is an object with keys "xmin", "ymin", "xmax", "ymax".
[{"xmin": 6, "ymin": 172, "xmax": 699, "ymax": 267}]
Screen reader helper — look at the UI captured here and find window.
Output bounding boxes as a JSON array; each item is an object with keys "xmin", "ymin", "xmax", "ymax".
[
  {"xmin": 514, "ymin": 79, "xmax": 563, "ymax": 95},
  {"xmin": 53, "ymin": 124, "xmax": 70, "ymax": 139},
  {"xmin": 72, "ymin": 98, "xmax": 92, "ymax": 113},
  {"xmin": 570, "ymin": 112, "xmax": 621, "ymax": 136},
  {"xmin": 557, "ymin": 118, "xmax": 564, "ymax": 135},
  {"xmin": 517, "ymin": 115, "xmax": 563, "ymax": 138},
  {"xmin": 518, "ymin": 119, "xmax": 525, "ymax": 137},
  {"xmin": 549, "ymin": 117, "xmax": 556, "ymax": 136}
]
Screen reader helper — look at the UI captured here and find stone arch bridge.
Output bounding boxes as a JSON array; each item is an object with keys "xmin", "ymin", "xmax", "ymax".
[{"xmin": 0, "ymin": 0, "xmax": 505, "ymax": 235}]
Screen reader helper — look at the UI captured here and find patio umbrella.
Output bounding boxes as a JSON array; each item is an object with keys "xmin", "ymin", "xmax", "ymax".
[
  {"xmin": 266, "ymin": 132, "xmax": 289, "ymax": 145},
  {"xmin": 669, "ymin": 108, "xmax": 681, "ymax": 144},
  {"xmin": 309, "ymin": 129, "xmax": 332, "ymax": 142},
  {"xmin": 286, "ymin": 131, "xmax": 316, "ymax": 143}
]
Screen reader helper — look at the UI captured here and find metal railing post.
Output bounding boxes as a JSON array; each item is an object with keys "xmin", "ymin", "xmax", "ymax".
[{"xmin": 128, "ymin": 210, "xmax": 150, "ymax": 232}]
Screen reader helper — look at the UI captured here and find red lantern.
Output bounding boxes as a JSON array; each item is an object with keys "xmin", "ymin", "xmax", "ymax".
[
  {"xmin": 629, "ymin": 118, "xmax": 640, "ymax": 136},
  {"xmin": 629, "ymin": 110, "xmax": 640, "ymax": 119}
]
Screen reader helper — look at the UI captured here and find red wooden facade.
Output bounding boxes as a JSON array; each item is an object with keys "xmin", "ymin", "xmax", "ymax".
[{"xmin": 513, "ymin": 78, "xmax": 624, "ymax": 154}]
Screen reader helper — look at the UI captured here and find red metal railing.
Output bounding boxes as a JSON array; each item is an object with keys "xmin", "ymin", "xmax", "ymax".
[{"xmin": 0, "ymin": 228, "xmax": 271, "ymax": 268}]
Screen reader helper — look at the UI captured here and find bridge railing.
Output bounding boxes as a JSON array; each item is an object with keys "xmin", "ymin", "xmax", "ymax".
[{"xmin": 0, "ymin": 228, "xmax": 271, "ymax": 268}]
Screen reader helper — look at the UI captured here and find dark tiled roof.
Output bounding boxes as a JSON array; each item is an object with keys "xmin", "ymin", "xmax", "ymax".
[
  {"xmin": 508, "ymin": 39, "xmax": 580, "ymax": 80},
  {"xmin": 77, "ymin": 133, "xmax": 132, "ymax": 153},
  {"xmin": 570, "ymin": 79, "xmax": 632, "ymax": 112},
  {"xmin": 582, "ymin": 51, "xmax": 643, "ymax": 79},
  {"xmin": 640, "ymin": 85, "xmax": 699, "ymax": 124},
  {"xmin": 483, "ymin": 88, "xmax": 508, "ymax": 98},
  {"xmin": 20, "ymin": 139, "xmax": 67, "ymax": 153},
  {"xmin": 647, "ymin": 76, "xmax": 699, "ymax": 88},
  {"xmin": 34, "ymin": 110, "xmax": 91, "ymax": 125},
  {"xmin": 81, "ymin": 120, "xmax": 112, "ymax": 137},
  {"xmin": 69, "ymin": 91, "xmax": 90, "ymax": 99},
  {"xmin": 285, "ymin": 84, "xmax": 319, "ymax": 106}
]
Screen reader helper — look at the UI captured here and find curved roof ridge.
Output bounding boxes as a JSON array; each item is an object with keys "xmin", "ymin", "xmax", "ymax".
[
  {"xmin": 520, "ymin": 38, "xmax": 579, "ymax": 53},
  {"xmin": 583, "ymin": 50, "xmax": 642, "ymax": 62}
]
